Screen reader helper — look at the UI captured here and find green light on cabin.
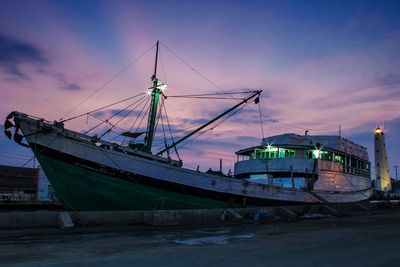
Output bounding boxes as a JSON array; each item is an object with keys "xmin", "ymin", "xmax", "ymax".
[
  {"xmin": 264, "ymin": 145, "xmax": 278, "ymax": 152},
  {"xmin": 253, "ymin": 146, "xmax": 295, "ymax": 159},
  {"xmin": 312, "ymin": 149, "xmax": 321, "ymax": 158}
]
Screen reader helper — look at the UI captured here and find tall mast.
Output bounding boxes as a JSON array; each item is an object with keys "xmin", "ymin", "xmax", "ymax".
[{"xmin": 144, "ymin": 41, "xmax": 162, "ymax": 152}]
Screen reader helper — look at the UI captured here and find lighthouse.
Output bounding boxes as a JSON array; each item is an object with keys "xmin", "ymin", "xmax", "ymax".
[{"xmin": 374, "ymin": 127, "xmax": 391, "ymax": 191}]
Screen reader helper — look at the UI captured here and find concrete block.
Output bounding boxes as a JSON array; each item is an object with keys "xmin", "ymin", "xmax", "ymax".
[
  {"xmin": 320, "ymin": 205, "xmax": 338, "ymax": 216},
  {"xmin": 225, "ymin": 209, "xmax": 243, "ymax": 220},
  {"xmin": 355, "ymin": 202, "xmax": 371, "ymax": 212},
  {"xmin": 71, "ymin": 211, "xmax": 145, "ymax": 227},
  {"xmin": 0, "ymin": 211, "xmax": 58, "ymax": 229},
  {"xmin": 57, "ymin": 212, "xmax": 74, "ymax": 229},
  {"xmin": 144, "ymin": 210, "xmax": 179, "ymax": 226},
  {"xmin": 277, "ymin": 207, "xmax": 299, "ymax": 219}
]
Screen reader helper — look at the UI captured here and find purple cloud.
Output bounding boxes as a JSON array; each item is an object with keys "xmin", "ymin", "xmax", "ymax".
[
  {"xmin": 0, "ymin": 34, "xmax": 48, "ymax": 80},
  {"xmin": 0, "ymin": 34, "xmax": 82, "ymax": 91}
]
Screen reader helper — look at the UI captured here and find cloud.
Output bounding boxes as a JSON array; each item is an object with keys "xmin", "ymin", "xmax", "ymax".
[
  {"xmin": 92, "ymin": 111, "xmax": 106, "ymax": 118},
  {"xmin": 375, "ymin": 72, "xmax": 400, "ymax": 87},
  {"xmin": 181, "ymin": 118, "xmax": 209, "ymax": 125},
  {"xmin": 60, "ymin": 83, "xmax": 81, "ymax": 90},
  {"xmin": 235, "ymin": 135, "xmax": 260, "ymax": 143},
  {"xmin": 108, "ymin": 109, "xmax": 143, "ymax": 118},
  {"xmin": 308, "ymin": 74, "xmax": 400, "ymax": 111},
  {"xmin": 51, "ymin": 72, "xmax": 82, "ymax": 91},
  {"xmin": 0, "ymin": 34, "xmax": 82, "ymax": 90},
  {"xmin": 0, "ymin": 34, "xmax": 48, "ymax": 80}
]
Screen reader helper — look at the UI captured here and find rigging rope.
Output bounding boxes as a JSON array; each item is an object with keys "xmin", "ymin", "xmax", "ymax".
[
  {"xmin": 133, "ymin": 97, "xmax": 151, "ymax": 137},
  {"xmin": 168, "ymin": 96, "xmax": 241, "ymax": 100},
  {"xmin": 159, "ymin": 48, "xmax": 167, "ymax": 83},
  {"xmin": 87, "ymin": 113, "xmax": 127, "ymax": 133},
  {"xmin": 161, "ymin": 42, "xmax": 339, "ymax": 135},
  {"xmin": 97, "ymin": 101, "xmax": 143, "ymax": 140},
  {"xmin": 163, "ymin": 101, "xmax": 181, "ymax": 161},
  {"xmin": 160, "ymin": 42, "xmax": 226, "ymax": 94},
  {"xmin": 159, "ymin": 100, "xmax": 170, "ymax": 159},
  {"xmin": 60, "ymin": 93, "xmax": 146, "ymax": 123},
  {"xmin": 258, "ymin": 100, "xmax": 265, "ymax": 139},
  {"xmin": 120, "ymin": 96, "xmax": 150, "ymax": 145},
  {"xmin": 174, "ymin": 99, "xmax": 254, "ymax": 151},
  {"xmin": 60, "ymin": 44, "xmax": 156, "ymax": 121},
  {"xmin": 166, "ymin": 91, "xmax": 254, "ymax": 98},
  {"xmin": 85, "ymin": 95, "xmax": 148, "ymax": 135}
]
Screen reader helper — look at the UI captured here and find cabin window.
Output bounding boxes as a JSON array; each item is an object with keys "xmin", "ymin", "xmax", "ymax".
[
  {"xmin": 253, "ymin": 147, "xmax": 295, "ymax": 159},
  {"xmin": 319, "ymin": 151, "xmax": 332, "ymax": 160},
  {"xmin": 280, "ymin": 148, "xmax": 295, "ymax": 158},
  {"xmin": 305, "ymin": 150, "xmax": 313, "ymax": 159},
  {"xmin": 305, "ymin": 149, "xmax": 330, "ymax": 159},
  {"xmin": 237, "ymin": 155, "xmax": 250, "ymax": 162},
  {"xmin": 248, "ymin": 147, "xmax": 369, "ymax": 177},
  {"xmin": 266, "ymin": 147, "xmax": 278, "ymax": 159},
  {"xmin": 267, "ymin": 151, "xmax": 276, "ymax": 158},
  {"xmin": 334, "ymin": 154, "xmax": 344, "ymax": 164},
  {"xmin": 351, "ymin": 157, "xmax": 357, "ymax": 168}
]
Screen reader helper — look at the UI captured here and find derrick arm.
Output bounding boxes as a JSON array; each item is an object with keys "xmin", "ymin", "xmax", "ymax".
[{"xmin": 156, "ymin": 90, "xmax": 262, "ymax": 156}]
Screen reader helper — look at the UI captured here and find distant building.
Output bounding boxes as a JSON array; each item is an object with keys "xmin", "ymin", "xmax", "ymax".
[{"xmin": 0, "ymin": 165, "xmax": 39, "ymax": 201}]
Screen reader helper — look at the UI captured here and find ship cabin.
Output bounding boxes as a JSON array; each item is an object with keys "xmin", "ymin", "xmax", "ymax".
[{"xmin": 234, "ymin": 133, "xmax": 371, "ymax": 189}]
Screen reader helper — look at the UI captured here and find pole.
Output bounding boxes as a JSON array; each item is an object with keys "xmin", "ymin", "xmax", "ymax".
[
  {"xmin": 145, "ymin": 41, "xmax": 161, "ymax": 152},
  {"xmin": 153, "ymin": 41, "xmax": 159, "ymax": 79}
]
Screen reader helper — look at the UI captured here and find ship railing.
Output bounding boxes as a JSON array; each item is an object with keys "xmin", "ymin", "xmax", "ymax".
[
  {"xmin": 234, "ymin": 158, "xmax": 315, "ymax": 175},
  {"xmin": 318, "ymin": 160, "xmax": 370, "ymax": 177},
  {"xmin": 235, "ymin": 158, "xmax": 371, "ymax": 178}
]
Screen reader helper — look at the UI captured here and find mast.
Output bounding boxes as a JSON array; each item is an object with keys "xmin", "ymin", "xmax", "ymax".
[
  {"xmin": 144, "ymin": 41, "xmax": 162, "ymax": 152},
  {"xmin": 157, "ymin": 90, "xmax": 262, "ymax": 156}
]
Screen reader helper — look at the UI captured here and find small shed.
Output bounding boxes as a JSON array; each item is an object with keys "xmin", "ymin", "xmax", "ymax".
[{"xmin": 0, "ymin": 165, "xmax": 39, "ymax": 201}]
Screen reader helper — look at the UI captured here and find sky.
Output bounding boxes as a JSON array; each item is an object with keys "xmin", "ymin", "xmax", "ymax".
[{"xmin": 0, "ymin": 0, "xmax": 399, "ymax": 179}]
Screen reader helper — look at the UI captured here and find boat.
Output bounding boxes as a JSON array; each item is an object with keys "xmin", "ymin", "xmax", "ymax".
[
  {"xmin": 235, "ymin": 133, "xmax": 373, "ymax": 203},
  {"xmin": 3, "ymin": 41, "xmax": 373, "ymax": 210}
]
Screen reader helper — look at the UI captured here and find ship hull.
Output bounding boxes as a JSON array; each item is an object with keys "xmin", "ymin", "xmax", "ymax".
[
  {"xmin": 6, "ymin": 112, "xmax": 374, "ymax": 211},
  {"xmin": 34, "ymin": 143, "xmax": 311, "ymax": 210},
  {"xmin": 36, "ymin": 153, "xmax": 234, "ymax": 210}
]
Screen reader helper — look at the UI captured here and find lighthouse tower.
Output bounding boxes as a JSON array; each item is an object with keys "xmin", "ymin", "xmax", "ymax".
[{"xmin": 374, "ymin": 127, "xmax": 391, "ymax": 191}]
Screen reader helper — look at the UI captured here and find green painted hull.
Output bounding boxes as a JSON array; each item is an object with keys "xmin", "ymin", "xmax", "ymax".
[{"xmin": 37, "ymin": 154, "xmax": 234, "ymax": 211}]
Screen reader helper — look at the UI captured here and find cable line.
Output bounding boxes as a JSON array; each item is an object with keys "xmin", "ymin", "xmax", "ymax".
[
  {"xmin": 61, "ymin": 93, "xmax": 146, "ymax": 123},
  {"xmin": 85, "ymin": 95, "xmax": 148, "ymax": 135},
  {"xmin": 60, "ymin": 44, "xmax": 156, "ymax": 121}
]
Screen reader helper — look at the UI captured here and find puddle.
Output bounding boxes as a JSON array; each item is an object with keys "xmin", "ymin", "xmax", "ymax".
[
  {"xmin": 173, "ymin": 233, "xmax": 256, "ymax": 245},
  {"xmin": 174, "ymin": 235, "xmax": 230, "ymax": 245}
]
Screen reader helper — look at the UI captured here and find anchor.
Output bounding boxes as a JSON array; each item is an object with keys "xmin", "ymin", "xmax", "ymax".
[{"xmin": 3, "ymin": 112, "xmax": 30, "ymax": 148}]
